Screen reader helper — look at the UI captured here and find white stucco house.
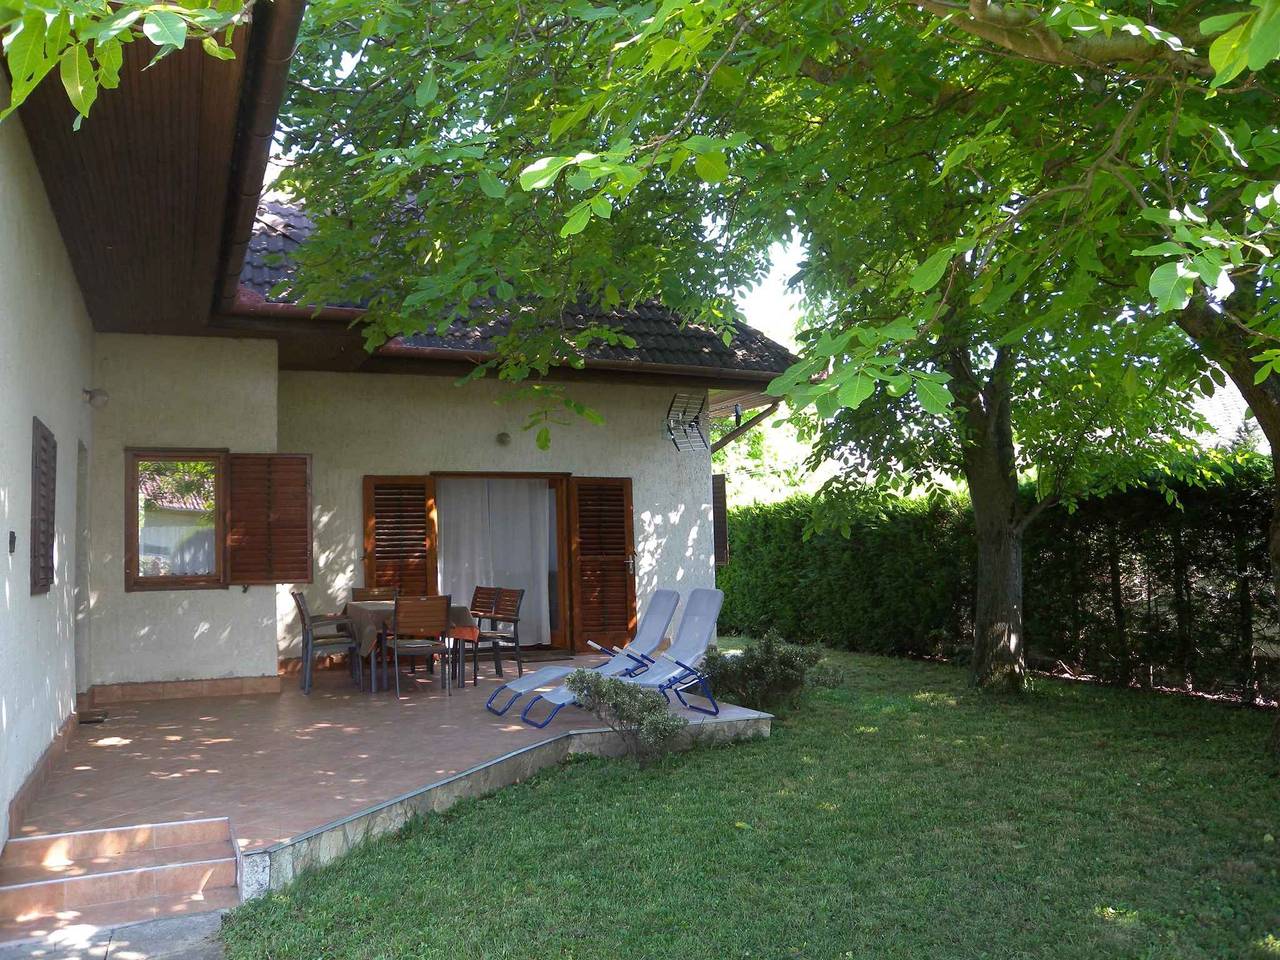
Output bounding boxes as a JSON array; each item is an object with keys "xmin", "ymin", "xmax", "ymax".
[{"xmin": 0, "ymin": 2, "xmax": 790, "ymax": 938}]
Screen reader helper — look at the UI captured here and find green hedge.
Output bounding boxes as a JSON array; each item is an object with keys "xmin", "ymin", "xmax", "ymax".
[
  {"xmin": 718, "ymin": 462, "xmax": 1278, "ymax": 697},
  {"xmin": 718, "ymin": 491, "xmax": 973, "ymax": 657}
]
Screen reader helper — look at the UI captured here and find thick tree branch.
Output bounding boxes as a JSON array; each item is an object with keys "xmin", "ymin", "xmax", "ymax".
[{"xmin": 909, "ymin": 0, "xmax": 1212, "ymax": 75}]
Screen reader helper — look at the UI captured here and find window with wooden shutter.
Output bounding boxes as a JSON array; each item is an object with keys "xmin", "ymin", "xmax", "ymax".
[
  {"xmin": 362, "ymin": 475, "xmax": 437, "ymax": 595},
  {"xmin": 125, "ymin": 449, "xmax": 227, "ymax": 591},
  {"xmin": 569, "ymin": 477, "xmax": 636, "ymax": 648},
  {"xmin": 228, "ymin": 454, "xmax": 313, "ymax": 584},
  {"xmin": 711, "ymin": 473, "xmax": 729, "ymax": 567},
  {"xmin": 30, "ymin": 416, "xmax": 56, "ymax": 595}
]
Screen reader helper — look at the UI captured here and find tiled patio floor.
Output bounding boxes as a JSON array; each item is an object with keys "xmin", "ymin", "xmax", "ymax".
[{"xmin": 18, "ymin": 657, "xmax": 612, "ymax": 852}]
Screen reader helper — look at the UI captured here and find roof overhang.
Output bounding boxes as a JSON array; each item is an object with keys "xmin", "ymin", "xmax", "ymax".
[
  {"xmin": 14, "ymin": 0, "xmax": 304, "ymax": 334},
  {"xmin": 210, "ymin": 296, "xmax": 782, "ymax": 408}
]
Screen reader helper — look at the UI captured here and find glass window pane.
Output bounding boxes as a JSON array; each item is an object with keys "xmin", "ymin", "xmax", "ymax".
[{"xmin": 137, "ymin": 459, "xmax": 218, "ymax": 578}]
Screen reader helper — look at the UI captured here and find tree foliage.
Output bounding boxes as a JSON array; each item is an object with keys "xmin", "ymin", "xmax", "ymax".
[{"xmin": 1, "ymin": 0, "xmax": 245, "ymax": 127}]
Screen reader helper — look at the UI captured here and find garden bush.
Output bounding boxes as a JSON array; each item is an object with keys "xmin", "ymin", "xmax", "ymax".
[
  {"xmin": 718, "ymin": 459, "xmax": 1279, "ymax": 699},
  {"xmin": 565, "ymin": 669, "xmax": 687, "ymax": 762},
  {"xmin": 704, "ymin": 629, "xmax": 825, "ymax": 711}
]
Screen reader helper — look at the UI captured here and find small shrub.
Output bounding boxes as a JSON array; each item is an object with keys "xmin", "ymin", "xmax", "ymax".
[
  {"xmin": 807, "ymin": 659, "xmax": 847, "ymax": 690},
  {"xmin": 704, "ymin": 630, "xmax": 824, "ymax": 712},
  {"xmin": 565, "ymin": 669, "xmax": 688, "ymax": 762}
]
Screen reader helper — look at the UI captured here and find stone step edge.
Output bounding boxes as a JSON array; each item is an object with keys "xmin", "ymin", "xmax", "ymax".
[{"xmin": 0, "ymin": 855, "xmax": 237, "ymax": 893}]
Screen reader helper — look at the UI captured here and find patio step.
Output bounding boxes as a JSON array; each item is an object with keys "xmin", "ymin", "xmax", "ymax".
[{"xmin": 0, "ymin": 818, "xmax": 239, "ymax": 946}]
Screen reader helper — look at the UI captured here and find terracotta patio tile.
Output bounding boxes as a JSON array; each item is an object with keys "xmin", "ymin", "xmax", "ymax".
[{"xmin": 17, "ymin": 658, "xmax": 612, "ymax": 852}]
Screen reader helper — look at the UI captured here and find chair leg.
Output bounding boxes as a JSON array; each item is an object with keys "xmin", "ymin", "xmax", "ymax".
[
  {"xmin": 472, "ymin": 642, "xmax": 479, "ymax": 686},
  {"xmin": 302, "ymin": 635, "xmax": 312, "ymax": 694},
  {"xmin": 514, "ymin": 625, "xmax": 523, "ymax": 677},
  {"xmin": 493, "ymin": 641, "xmax": 504, "ymax": 678},
  {"xmin": 393, "ymin": 644, "xmax": 401, "ymax": 698}
]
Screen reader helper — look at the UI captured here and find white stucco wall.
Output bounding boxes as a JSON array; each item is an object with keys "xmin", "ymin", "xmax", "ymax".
[
  {"xmin": 87, "ymin": 334, "xmax": 279, "ymax": 686},
  {"xmin": 0, "ymin": 104, "xmax": 95, "ymax": 846},
  {"xmin": 276, "ymin": 372, "xmax": 715, "ymax": 656}
]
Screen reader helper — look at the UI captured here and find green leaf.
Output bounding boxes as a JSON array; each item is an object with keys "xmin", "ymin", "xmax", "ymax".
[
  {"xmin": 1208, "ymin": 21, "xmax": 1250, "ymax": 86},
  {"xmin": 519, "ymin": 156, "xmax": 574, "ymax": 191},
  {"xmin": 415, "ymin": 72, "xmax": 438, "ymax": 107},
  {"xmin": 560, "ymin": 204, "xmax": 591, "ymax": 237},
  {"xmin": 694, "ymin": 151, "xmax": 729, "ymax": 184},
  {"xmin": 200, "ymin": 36, "xmax": 236, "ymax": 60},
  {"xmin": 837, "ymin": 372, "xmax": 876, "ymax": 409},
  {"xmin": 909, "ymin": 248, "xmax": 953, "ymax": 292},
  {"xmin": 1131, "ymin": 242, "xmax": 1188, "ymax": 257},
  {"xmin": 1121, "ymin": 366, "xmax": 1140, "ymax": 397},
  {"xmin": 1247, "ymin": 2, "xmax": 1280, "ymax": 70},
  {"xmin": 590, "ymin": 194, "xmax": 613, "ymax": 218},
  {"xmin": 915, "ymin": 379, "xmax": 954, "ymax": 416},
  {"xmin": 1199, "ymin": 11, "xmax": 1248, "ymax": 34},
  {"xmin": 89, "ymin": 8, "xmax": 141, "ymax": 43},
  {"xmin": 97, "ymin": 37, "xmax": 123, "ymax": 89},
  {"xmin": 1149, "ymin": 261, "xmax": 1194, "ymax": 312},
  {"xmin": 2, "ymin": 14, "xmax": 51, "ymax": 117},
  {"xmin": 478, "ymin": 170, "xmax": 507, "ymax": 199},
  {"xmin": 549, "ymin": 100, "xmax": 592, "ymax": 141},
  {"xmin": 143, "ymin": 10, "xmax": 188, "ymax": 49},
  {"xmin": 59, "ymin": 43, "xmax": 96, "ymax": 117},
  {"xmin": 535, "ymin": 426, "xmax": 551, "ymax": 450}
]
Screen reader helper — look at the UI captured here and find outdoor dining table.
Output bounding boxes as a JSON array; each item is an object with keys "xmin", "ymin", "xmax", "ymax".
[{"xmin": 344, "ymin": 600, "xmax": 479, "ymax": 692}]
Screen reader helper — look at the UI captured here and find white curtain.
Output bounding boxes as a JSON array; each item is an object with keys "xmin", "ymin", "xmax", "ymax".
[{"xmin": 436, "ymin": 477, "xmax": 551, "ymax": 646}]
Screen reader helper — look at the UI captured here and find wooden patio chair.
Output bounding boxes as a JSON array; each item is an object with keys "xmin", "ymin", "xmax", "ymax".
[
  {"xmin": 292, "ymin": 590, "xmax": 360, "ymax": 695},
  {"xmin": 469, "ymin": 585, "xmax": 500, "ymax": 626},
  {"xmin": 478, "ymin": 588, "xmax": 524, "ymax": 678},
  {"xmin": 387, "ymin": 594, "xmax": 454, "ymax": 697},
  {"xmin": 349, "ymin": 586, "xmax": 398, "ymax": 683}
]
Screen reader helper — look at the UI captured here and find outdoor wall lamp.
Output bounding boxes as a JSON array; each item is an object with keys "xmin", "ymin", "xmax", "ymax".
[{"xmin": 82, "ymin": 387, "xmax": 110, "ymax": 408}]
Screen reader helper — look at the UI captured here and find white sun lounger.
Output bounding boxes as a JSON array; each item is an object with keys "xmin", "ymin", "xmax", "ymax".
[
  {"xmin": 485, "ymin": 588, "xmax": 679, "ymax": 716},
  {"xmin": 520, "ymin": 587, "xmax": 722, "ymax": 728}
]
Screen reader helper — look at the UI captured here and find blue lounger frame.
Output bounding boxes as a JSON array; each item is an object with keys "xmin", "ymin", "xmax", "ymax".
[{"xmin": 518, "ymin": 655, "xmax": 719, "ymax": 730}]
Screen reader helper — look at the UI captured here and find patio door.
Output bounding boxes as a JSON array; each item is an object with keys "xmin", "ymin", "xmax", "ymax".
[
  {"xmin": 362, "ymin": 475, "xmax": 438, "ymax": 595},
  {"xmin": 569, "ymin": 477, "xmax": 636, "ymax": 650}
]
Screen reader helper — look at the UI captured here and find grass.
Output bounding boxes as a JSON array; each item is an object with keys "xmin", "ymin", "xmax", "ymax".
[{"xmin": 221, "ymin": 649, "xmax": 1280, "ymax": 960}]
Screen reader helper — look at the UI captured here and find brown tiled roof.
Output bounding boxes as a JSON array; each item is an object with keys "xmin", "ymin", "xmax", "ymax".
[{"xmin": 240, "ymin": 201, "xmax": 797, "ymax": 377}]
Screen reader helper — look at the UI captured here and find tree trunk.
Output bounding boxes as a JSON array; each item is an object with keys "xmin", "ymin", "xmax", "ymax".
[
  {"xmin": 1176, "ymin": 307, "xmax": 1280, "ymax": 756},
  {"xmin": 970, "ymin": 492, "xmax": 1026, "ymax": 691},
  {"xmin": 1171, "ymin": 516, "xmax": 1194, "ymax": 688},
  {"xmin": 948, "ymin": 345, "xmax": 1027, "ymax": 692},
  {"xmin": 1236, "ymin": 524, "xmax": 1256, "ymax": 705},
  {"xmin": 1108, "ymin": 524, "xmax": 1131, "ymax": 687}
]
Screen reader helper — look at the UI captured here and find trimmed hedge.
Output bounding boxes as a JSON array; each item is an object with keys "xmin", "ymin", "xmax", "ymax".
[{"xmin": 718, "ymin": 462, "xmax": 1278, "ymax": 697}]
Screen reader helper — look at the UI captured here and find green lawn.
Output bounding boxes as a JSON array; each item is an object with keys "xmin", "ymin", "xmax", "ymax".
[{"xmin": 221, "ymin": 651, "xmax": 1280, "ymax": 960}]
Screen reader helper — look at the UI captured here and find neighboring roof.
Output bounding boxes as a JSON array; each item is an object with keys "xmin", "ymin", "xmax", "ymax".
[
  {"xmin": 238, "ymin": 201, "xmax": 797, "ymax": 379},
  {"xmin": 138, "ymin": 476, "xmax": 214, "ymax": 513}
]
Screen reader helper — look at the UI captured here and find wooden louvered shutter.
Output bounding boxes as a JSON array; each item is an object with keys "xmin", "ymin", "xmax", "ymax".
[
  {"xmin": 228, "ymin": 454, "xmax": 313, "ymax": 584},
  {"xmin": 711, "ymin": 473, "xmax": 729, "ymax": 567},
  {"xmin": 569, "ymin": 477, "xmax": 636, "ymax": 648},
  {"xmin": 30, "ymin": 416, "xmax": 56, "ymax": 595},
  {"xmin": 362, "ymin": 476, "xmax": 438, "ymax": 595}
]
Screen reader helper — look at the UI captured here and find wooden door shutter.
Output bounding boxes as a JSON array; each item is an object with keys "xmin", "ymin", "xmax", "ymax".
[
  {"xmin": 362, "ymin": 475, "xmax": 437, "ymax": 595},
  {"xmin": 228, "ymin": 454, "xmax": 313, "ymax": 584},
  {"xmin": 30, "ymin": 416, "xmax": 56, "ymax": 595},
  {"xmin": 569, "ymin": 477, "xmax": 636, "ymax": 648},
  {"xmin": 711, "ymin": 473, "xmax": 729, "ymax": 567}
]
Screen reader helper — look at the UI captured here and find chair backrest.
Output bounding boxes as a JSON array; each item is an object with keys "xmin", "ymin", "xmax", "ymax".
[
  {"xmin": 352, "ymin": 586, "xmax": 397, "ymax": 602},
  {"xmin": 665, "ymin": 588, "xmax": 724, "ymax": 665},
  {"xmin": 291, "ymin": 590, "xmax": 313, "ymax": 632},
  {"xmin": 394, "ymin": 594, "xmax": 452, "ymax": 639},
  {"xmin": 631, "ymin": 589, "xmax": 680, "ymax": 656},
  {"xmin": 492, "ymin": 587, "xmax": 524, "ymax": 623},
  {"xmin": 470, "ymin": 585, "xmax": 499, "ymax": 617}
]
